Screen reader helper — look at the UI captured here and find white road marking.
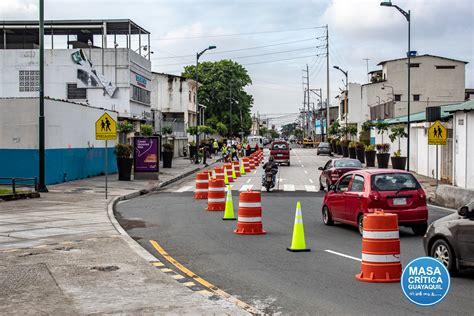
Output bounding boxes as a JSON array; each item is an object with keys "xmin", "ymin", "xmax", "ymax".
[
  {"xmin": 308, "ymin": 179, "xmax": 313, "ymax": 184},
  {"xmin": 175, "ymin": 186, "xmax": 193, "ymax": 193},
  {"xmin": 301, "ymin": 164, "xmax": 305, "ymax": 168},
  {"xmin": 246, "ymin": 178, "xmax": 251, "ymax": 184},
  {"xmin": 283, "ymin": 184, "xmax": 296, "ymax": 191},
  {"xmin": 304, "ymin": 185, "xmax": 317, "ymax": 192},
  {"xmin": 304, "ymin": 170, "xmax": 308, "ymax": 174},
  {"xmin": 324, "ymin": 250, "xmax": 362, "ymax": 262},
  {"xmin": 239, "ymin": 184, "xmax": 253, "ymax": 191},
  {"xmin": 295, "ymin": 185, "xmax": 305, "ymax": 191},
  {"xmin": 253, "ymin": 170, "xmax": 257, "ymax": 174}
]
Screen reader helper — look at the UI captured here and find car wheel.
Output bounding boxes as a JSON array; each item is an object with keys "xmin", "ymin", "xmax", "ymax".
[
  {"xmin": 287, "ymin": 161, "xmax": 290, "ymax": 166},
  {"xmin": 430, "ymin": 239, "xmax": 457, "ymax": 273},
  {"xmin": 322, "ymin": 205, "xmax": 334, "ymax": 225},
  {"xmin": 357, "ymin": 214, "xmax": 364, "ymax": 236},
  {"xmin": 412, "ymin": 223, "xmax": 428, "ymax": 236}
]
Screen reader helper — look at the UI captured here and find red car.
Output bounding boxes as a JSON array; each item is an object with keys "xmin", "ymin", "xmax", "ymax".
[
  {"xmin": 270, "ymin": 141, "xmax": 290, "ymax": 166},
  {"xmin": 321, "ymin": 169, "xmax": 428, "ymax": 236},
  {"xmin": 318, "ymin": 158, "xmax": 362, "ymax": 191}
]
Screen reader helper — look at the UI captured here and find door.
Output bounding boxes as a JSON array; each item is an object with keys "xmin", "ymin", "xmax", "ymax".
[
  {"xmin": 320, "ymin": 160, "xmax": 333, "ymax": 187},
  {"xmin": 331, "ymin": 174, "xmax": 353, "ymax": 220},
  {"xmin": 344, "ymin": 174, "xmax": 365, "ymax": 223},
  {"xmin": 457, "ymin": 219, "xmax": 474, "ymax": 265}
]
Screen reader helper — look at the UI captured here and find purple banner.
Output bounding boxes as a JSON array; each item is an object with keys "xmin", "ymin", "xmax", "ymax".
[{"xmin": 134, "ymin": 136, "xmax": 159, "ymax": 172}]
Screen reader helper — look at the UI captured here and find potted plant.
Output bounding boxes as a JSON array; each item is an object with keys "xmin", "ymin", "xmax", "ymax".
[
  {"xmin": 115, "ymin": 143, "xmax": 133, "ymax": 181},
  {"xmin": 140, "ymin": 124, "xmax": 153, "ymax": 136},
  {"xmin": 117, "ymin": 120, "xmax": 134, "ymax": 144},
  {"xmin": 389, "ymin": 125, "xmax": 408, "ymax": 170},
  {"xmin": 365, "ymin": 144, "xmax": 376, "ymax": 167},
  {"xmin": 355, "ymin": 142, "xmax": 365, "ymax": 163},
  {"xmin": 162, "ymin": 125, "xmax": 173, "ymax": 136},
  {"xmin": 162, "ymin": 143, "xmax": 174, "ymax": 168},
  {"xmin": 348, "ymin": 141, "xmax": 357, "ymax": 159},
  {"xmin": 375, "ymin": 121, "xmax": 390, "ymax": 168},
  {"xmin": 336, "ymin": 139, "xmax": 342, "ymax": 155},
  {"xmin": 340, "ymin": 139, "xmax": 349, "ymax": 157}
]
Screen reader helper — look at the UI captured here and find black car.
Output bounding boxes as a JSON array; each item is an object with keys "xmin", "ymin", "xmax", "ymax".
[
  {"xmin": 317, "ymin": 142, "xmax": 332, "ymax": 156},
  {"xmin": 423, "ymin": 201, "xmax": 474, "ymax": 274}
]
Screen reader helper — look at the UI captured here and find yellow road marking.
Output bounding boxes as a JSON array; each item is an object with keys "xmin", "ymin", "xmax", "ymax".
[
  {"xmin": 149, "ymin": 239, "xmax": 261, "ymax": 315},
  {"xmin": 160, "ymin": 268, "xmax": 173, "ymax": 273},
  {"xmin": 172, "ymin": 274, "xmax": 185, "ymax": 280},
  {"xmin": 152, "ymin": 262, "xmax": 165, "ymax": 267}
]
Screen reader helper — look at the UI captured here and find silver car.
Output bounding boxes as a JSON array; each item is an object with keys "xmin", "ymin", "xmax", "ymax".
[{"xmin": 317, "ymin": 142, "xmax": 333, "ymax": 156}]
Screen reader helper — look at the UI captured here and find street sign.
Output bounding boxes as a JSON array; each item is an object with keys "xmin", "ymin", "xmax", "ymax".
[
  {"xmin": 95, "ymin": 112, "xmax": 117, "ymax": 140},
  {"xmin": 428, "ymin": 120, "xmax": 446, "ymax": 145}
]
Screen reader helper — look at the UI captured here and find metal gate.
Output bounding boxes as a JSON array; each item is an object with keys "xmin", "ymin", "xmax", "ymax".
[{"xmin": 441, "ymin": 136, "xmax": 453, "ymax": 184}]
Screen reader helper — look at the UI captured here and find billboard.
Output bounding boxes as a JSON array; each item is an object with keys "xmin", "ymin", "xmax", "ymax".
[{"xmin": 133, "ymin": 136, "xmax": 159, "ymax": 173}]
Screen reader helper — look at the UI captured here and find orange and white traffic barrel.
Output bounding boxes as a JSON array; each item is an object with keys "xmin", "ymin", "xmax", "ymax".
[
  {"xmin": 249, "ymin": 156, "xmax": 256, "ymax": 170},
  {"xmin": 356, "ymin": 209, "xmax": 402, "ymax": 283},
  {"xmin": 243, "ymin": 157, "xmax": 251, "ymax": 173},
  {"xmin": 224, "ymin": 163, "xmax": 234, "ymax": 182},
  {"xmin": 214, "ymin": 166, "xmax": 225, "ymax": 181},
  {"xmin": 207, "ymin": 179, "xmax": 226, "ymax": 211},
  {"xmin": 194, "ymin": 172, "xmax": 209, "ymax": 199},
  {"xmin": 232, "ymin": 161, "xmax": 240, "ymax": 177},
  {"xmin": 234, "ymin": 190, "xmax": 266, "ymax": 235}
]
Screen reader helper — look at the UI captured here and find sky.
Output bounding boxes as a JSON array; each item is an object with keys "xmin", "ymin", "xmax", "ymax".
[{"xmin": 2, "ymin": 0, "xmax": 473, "ymax": 125}]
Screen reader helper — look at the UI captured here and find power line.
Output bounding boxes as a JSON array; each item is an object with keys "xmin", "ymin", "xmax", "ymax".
[
  {"xmin": 153, "ymin": 38, "xmax": 318, "ymax": 60},
  {"xmin": 243, "ymin": 54, "xmax": 318, "ymax": 66},
  {"xmin": 154, "ymin": 26, "xmax": 326, "ymax": 41}
]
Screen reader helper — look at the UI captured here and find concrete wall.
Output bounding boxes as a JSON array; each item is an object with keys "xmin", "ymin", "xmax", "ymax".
[
  {"xmin": 453, "ymin": 111, "xmax": 474, "ymax": 189},
  {"xmin": 0, "ymin": 98, "xmax": 117, "ymax": 184}
]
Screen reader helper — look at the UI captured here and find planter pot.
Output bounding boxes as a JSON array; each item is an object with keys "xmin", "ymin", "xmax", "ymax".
[
  {"xmin": 365, "ymin": 151, "xmax": 376, "ymax": 167},
  {"xmin": 391, "ymin": 156, "xmax": 407, "ymax": 170},
  {"xmin": 348, "ymin": 147, "xmax": 357, "ymax": 159},
  {"xmin": 376, "ymin": 153, "xmax": 390, "ymax": 168},
  {"xmin": 336, "ymin": 144, "xmax": 343, "ymax": 155},
  {"xmin": 163, "ymin": 151, "xmax": 173, "ymax": 168},
  {"xmin": 356, "ymin": 148, "xmax": 365, "ymax": 163},
  {"xmin": 117, "ymin": 157, "xmax": 133, "ymax": 181},
  {"xmin": 341, "ymin": 145, "xmax": 349, "ymax": 157}
]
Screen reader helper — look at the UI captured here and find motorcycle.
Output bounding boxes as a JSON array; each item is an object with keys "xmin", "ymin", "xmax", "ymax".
[{"xmin": 262, "ymin": 169, "xmax": 277, "ymax": 192}]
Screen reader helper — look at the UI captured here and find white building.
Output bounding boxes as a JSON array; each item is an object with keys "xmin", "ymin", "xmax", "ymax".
[
  {"xmin": 151, "ymin": 73, "xmax": 199, "ymax": 156},
  {"xmin": 336, "ymin": 82, "xmax": 369, "ymax": 130}
]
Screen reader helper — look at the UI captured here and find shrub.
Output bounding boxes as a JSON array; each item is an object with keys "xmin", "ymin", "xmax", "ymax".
[
  {"xmin": 376, "ymin": 143, "xmax": 390, "ymax": 153},
  {"xmin": 140, "ymin": 124, "xmax": 153, "ymax": 136},
  {"xmin": 365, "ymin": 144, "xmax": 376, "ymax": 151},
  {"xmin": 355, "ymin": 142, "xmax": 365, "ymax": 150},
  {"xmin": 115, "ymin": 144, "xmax": 133, "ymax": 158},
  {"xmin": 348, "ymin": 141, "xmax": 356, "ymax": 148},
  {"xmin": 163, "ymin": 143, "xmax": 173, "ymax": 152},
  {"xmin": 162, "ymin": 125, "xmax": 173, "ymax": 135},
  {"xmin": 117, "ymin": 120, "xmax": 134, "ymax": 134}
]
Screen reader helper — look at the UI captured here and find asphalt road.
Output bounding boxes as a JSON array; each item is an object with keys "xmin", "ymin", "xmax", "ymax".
[{"xmin": 117, "ymin": 148, "xmax": 473, "ymax": 315}]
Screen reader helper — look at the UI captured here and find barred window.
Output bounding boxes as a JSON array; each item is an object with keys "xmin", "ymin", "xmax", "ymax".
[
  {"xmin": 131, "ymin": 85, "xmax": 150, "ymax": 104},
  {"xmin": 19, "ymin": 70, "xmax": 39, "ymax": 92},
  {"xmin": 67, "ymin": 83, "xmax": 87, "ymax": 99}
]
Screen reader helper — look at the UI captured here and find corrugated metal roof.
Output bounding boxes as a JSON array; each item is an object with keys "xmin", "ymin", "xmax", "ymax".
[
  {"xmin": 384, "ymin": 102, "xmax": 462, "ymax": 124},
  {"xmin": 443, "ymin": 99, "xmax": 474, "ymax": 113}
]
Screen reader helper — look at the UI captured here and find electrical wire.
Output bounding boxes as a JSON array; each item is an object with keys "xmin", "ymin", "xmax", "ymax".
[{"xmin": 243, "ymin": 54, "xmax": 321, "ymax": 66}]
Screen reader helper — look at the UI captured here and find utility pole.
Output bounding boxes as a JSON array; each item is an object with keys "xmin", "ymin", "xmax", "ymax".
[
  {"xmin": 363, "ymin": 58, "xmax": 370, "ymax": 83},
  {"xmin": 302, "ymin": 65, "xmax": 310, "ymax": 138},
  {"xmin": 325, "ymin": 25, "xmax": 330, "ymax": 142},
  {"xmin": 306, "ymin": 64, "xmax": 311, "ymax": 139},
  {"xmin": 229, "ymin": 79, "xmax": 232, "ymax": 137},
  {"xmin": 38, "ymin": 0, "xmax": 47, "ymax": 192}
]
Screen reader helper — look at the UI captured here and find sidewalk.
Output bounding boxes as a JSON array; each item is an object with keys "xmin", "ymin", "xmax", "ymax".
[{"xmin": 0, "ymin": 156, "xmax": 249, "ymax": 315}]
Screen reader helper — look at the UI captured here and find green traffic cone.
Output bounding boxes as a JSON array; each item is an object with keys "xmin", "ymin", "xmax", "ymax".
[
  {"xmin": 240, "ymin": 160, "xmax": 246, "ymax": 175},
  {"xmin": 287, "ymin": 201, "xmax": 310, "ymax": 252},
  {"xmin": 222, "ymin": 185, "xmax": 236, "ymax": 220},
  {"xmin": 224, "ymin": 167, "xmax": 229, "ymax": 185}
]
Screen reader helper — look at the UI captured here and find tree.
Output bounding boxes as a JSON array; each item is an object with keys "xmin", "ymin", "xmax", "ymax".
[
  {"xmin": 375, "ymin": 121, "xmax": 389, "ymax": 144},
  {"xmin": 182, "ymin": 60, "xmax": 253, "ymax": 137},
  {"xmin": 215, "ymin": 122, "xmax": 228, "ymax": 136},
  {"xmin": 389, "ymin": 125, "xmax": 408, "ymax": 156},
  {"xmin": 269, "ymin": 129, "xmax": 279, "ymax": 139},
  {"xmin": 259, "ymin": 127, "xmax": 269, "ymax": 137}
]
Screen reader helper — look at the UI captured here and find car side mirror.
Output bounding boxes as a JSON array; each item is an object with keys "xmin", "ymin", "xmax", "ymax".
[{"xmin": 318, "ymin": 167, "xmax": 324, "ymax": 171}]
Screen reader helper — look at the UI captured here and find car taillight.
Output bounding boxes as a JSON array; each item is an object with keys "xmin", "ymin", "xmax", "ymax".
[
  {"xmin": 417, "ymin": 188, "xmax": 426, "ymax": 200},
  {"xmin": 369, "ymin": 192, "xmax": 380, "ymax": 201},
  {"xmin": 330, "ymin": 171, "xmax": 339, "ymax": 180}
]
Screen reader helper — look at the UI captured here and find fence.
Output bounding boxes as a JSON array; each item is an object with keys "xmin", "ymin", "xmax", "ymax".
[{"xmin": 0, "ymin": 177, "xmax": 38, "ymax": 195}]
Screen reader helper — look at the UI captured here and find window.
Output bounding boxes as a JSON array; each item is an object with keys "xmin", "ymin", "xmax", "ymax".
[
  {"xmin": 413, "ymin": 94, "xmax": 420, "ymax": 101},
  {"xmin": 350, "ymin": 175, "xmax": 365, "ymax": 192},
  {"xmin": 67, "ymin": 83, "xmax": 87, "ymax": 99},
  {"xmin": 371, "ymin": 173, "xmax": 420, "ymax": 191},
  {"xmin": 131, "ymin": 85, "xmax": 151, "ymax": 104},
  {"xmin": 272, "ymin": 143, "xmax": 288, "ymax": 150},
  {"xmin": 323, "ymin": 160, "xmax": 332, "ymax": 170},
  {"xmin": 334, "ymin": 160, "xmax": 362, "ymax": 168},
  {"xmin": 19, "ymin": 70, "xmax": 39, "ymax": 92},
  {"xmin": 436, "ymin": 65, "xmax": 455, "ymax": 69},
  {"xmin": 337, "ymin": 174, "xmax": 353, "ymax": 192},
  {"xmin": 409, "ymin": 63, "xmax": 420, "ymax": 68},
  {"xmin": 394, "ymin": 94, "xmax": 402, "ymax": 102}
]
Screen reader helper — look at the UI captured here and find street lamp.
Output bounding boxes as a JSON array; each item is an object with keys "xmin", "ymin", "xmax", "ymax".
[
  {"xmin": 333, "ymin": 65, "xmax": 348, "ymax": 132},
  {"xmin": 195, "ymin": 45, "xmax": 216, "ymax": 164},
  {"xmin": 38, "ymin": 0, "xmax": 47, "ymax": 192},
  {"xmin": 380, "ymin": 0, "xmax": 411, "ymax": 171}
]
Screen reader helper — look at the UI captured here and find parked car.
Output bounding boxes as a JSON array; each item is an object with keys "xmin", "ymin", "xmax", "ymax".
[
  {"xmin": 318, "ymin": 158, "xmax": 362, "ymax": 190},
  {"xmin": 423, "ymin": 201, "xmax": 474, "ymax": 273},
  {"xmin": 270, "ymin": 141, "xmax": 290, "ymax": 166},
  {"xmin": 321, "ymin": 169, "xmax": 429, "ymax": 236},
  {"xmin": 317, "ymin": 142, "xmax": 333, "ymax": 156}
]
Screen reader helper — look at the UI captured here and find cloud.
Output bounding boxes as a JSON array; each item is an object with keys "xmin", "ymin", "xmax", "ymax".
[{"xmin": 0, "ymin": 0, "xmax": 37, "ymax": 19}]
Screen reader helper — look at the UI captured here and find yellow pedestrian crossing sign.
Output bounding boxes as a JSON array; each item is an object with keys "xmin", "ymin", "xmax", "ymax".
[
  {"xmin": 95, "ymin": 112, "xmax": 117, "ymax": 140},
  {"xmin": 428, "ymin": 120, "xmax": 446, "ymax": 145}
]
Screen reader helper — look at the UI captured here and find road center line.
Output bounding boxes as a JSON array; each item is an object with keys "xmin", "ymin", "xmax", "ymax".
[
  {"xmin": 304, "ymin": 170, "xmax": 308, "ymax": 174},
  {"xmin": 301, "ymin": 164, "xmax": 305, "ymax": 168},
  {"xmin": 246, "ymin": 178, "xmax": 251, "ymax": 184},
  {"xmin": 325, "ymin": 249, "xmax": 362, "ymax": 262},
  {"xmin": 308, "ymin": 179, "xmax": 313, "ymax": 184}
]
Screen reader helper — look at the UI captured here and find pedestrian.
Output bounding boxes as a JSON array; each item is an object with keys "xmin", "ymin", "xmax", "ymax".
[{"xmin": 213, "ymin": 139, "xmax": 219, "ymax": 155}]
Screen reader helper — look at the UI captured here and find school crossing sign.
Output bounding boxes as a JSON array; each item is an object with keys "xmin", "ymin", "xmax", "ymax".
[
  {"xmin": 428, "ymin": 120, "xmax": 446, "ymax": 145},
  {"xmin": 95, "ymin": 112, "xmax": 117, "ymax": 140}
]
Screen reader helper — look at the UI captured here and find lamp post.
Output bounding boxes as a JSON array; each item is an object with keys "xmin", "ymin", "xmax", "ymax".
[
  {"xmin": 380, "ymin": 0, "xmax": 411, "ymax": 171},
  {"xmin": 333, "ymin": 65, "xmax": 348, "ymax": 135},
  {"xmin": 195, "ymin": 45, "xmax": 216, "ymax": 164},
  {"xmin": 38, "ymin": 0, "xmax": 47, "ymax": 192}
]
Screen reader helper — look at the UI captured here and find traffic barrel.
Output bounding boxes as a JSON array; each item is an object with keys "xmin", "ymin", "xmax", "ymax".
[
  {"xmin": 249, "ymin": 156, "xmax": 256, "ymax": 170},
  {"xmin": 356, "ymin": 209, "xmax": 402, "ymax": 283},
  {"xmin": 206, "ymin": 179, "xmax": 226, "ymax": 211},
  {"xmin": 232, "ymin": 161, "xmax": 240, "ymax": 177},
  {"xmin": 225, "ymin": 163, "xmax": 234, "ymax": 183},
  {"xmin": 243, "ymin": 157, "xmax": 251, "ymax": 173},
  {"xmin": 214, "ymin": 166, "xmax": 225, "ymax": 181},
  {"xmin": 234, "ymin": 190, "xmax": 266, "ymax": 235},
  {"xmin": 194, "ymin": 172, "xmax": 209, "ymax": 199}
]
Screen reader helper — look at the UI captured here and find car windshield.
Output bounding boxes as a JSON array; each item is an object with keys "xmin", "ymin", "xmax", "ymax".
[
  {"xmin": 334, "ymin": 160, "xmax": 362, "ymax": 168},
  {"xmin": 371, "ymin": 173, "xmax": 420, "ymax": 191},
  {"xmin": 319, "ymin": 143, "xmax": 330, "ymax": 148},
  {"xmin": 272, "ymin": 143, "xmax": 287, "ymax": 150}
]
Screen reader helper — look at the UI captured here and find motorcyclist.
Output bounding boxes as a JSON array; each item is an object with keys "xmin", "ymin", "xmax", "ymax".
[{"xmin": 262, "ymin": 156, "xmax": 278, "ymax": 188}]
